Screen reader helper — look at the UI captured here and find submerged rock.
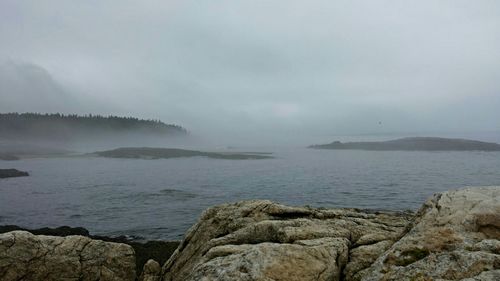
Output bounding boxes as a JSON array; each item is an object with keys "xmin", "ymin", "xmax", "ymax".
[
  {"xmin": 162, "ymin": 200, "xmax": 412, "ymax": 281},
  {"xmin": 0, "ymin": 225, "xmax": 90, "ymax": 236},
  {"xmin": 0, "ymin": 230, "xmax": 136, "ymax": 281}
]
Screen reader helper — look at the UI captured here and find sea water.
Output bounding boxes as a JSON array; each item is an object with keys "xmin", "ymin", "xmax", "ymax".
[{"xmin": 1, "ymin": 148, "xmax": 500, "ymax": 240}]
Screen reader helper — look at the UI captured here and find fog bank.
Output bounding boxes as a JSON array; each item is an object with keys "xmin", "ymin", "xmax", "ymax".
[{"xmin": 1, "ymin": 1, "xmax": 500, "ymax": 146}]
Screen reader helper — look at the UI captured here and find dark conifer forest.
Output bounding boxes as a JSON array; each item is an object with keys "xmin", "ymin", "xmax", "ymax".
[{"xmin": 0, "ymin": 113, "xmax": 187, "ymax": 140}]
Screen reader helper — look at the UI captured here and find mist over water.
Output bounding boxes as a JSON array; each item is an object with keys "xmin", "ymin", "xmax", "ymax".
[
  {"xmin": 2, "ymin": 148, "xmax": 500, "ymax": 240},
  {"xmin": 1, "ymin": 1, "xmax": 500, "ymax": 142}
]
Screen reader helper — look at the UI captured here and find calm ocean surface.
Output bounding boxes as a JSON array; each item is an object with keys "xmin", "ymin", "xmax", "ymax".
[{"xmin": 1, "ymin": 148, "xmax": 500, "ymax": 240}]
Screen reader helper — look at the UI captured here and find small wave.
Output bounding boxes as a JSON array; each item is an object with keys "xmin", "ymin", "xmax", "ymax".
[
  {"xmin": 158, "ymin": 189, "xmax": 198, "ymax": 199},
  {"xmin": 69, "ymin": 214, "xmax": 83, "ymax": 219},
  {"xmin": 339, "ymin": 191, "xmax": 353, "ymax": 195},
  {"xmin": 122, "ymin": 189, "xmax": 198, "ymax": 203},
  {"xmin": 31, "ymin": 191, "xmax": 54, "ymax": 195},
  {"xmin": 381, "ymin": 183, "xmax": 399, "ymax": 187},
  {"xmin": 78, "ymin": 182, "xmax": 131, "ymax": 189}
]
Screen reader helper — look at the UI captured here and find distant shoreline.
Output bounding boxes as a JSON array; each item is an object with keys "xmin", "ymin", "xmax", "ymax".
[{"xmin": 309, "ymin": 137, "xmax": 500, "ymax": 151}]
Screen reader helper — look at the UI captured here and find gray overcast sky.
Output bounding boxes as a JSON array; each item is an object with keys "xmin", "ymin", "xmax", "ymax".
[{"xmin": 1, "ymin": 0, "xmax": 500, "ymax": 144}]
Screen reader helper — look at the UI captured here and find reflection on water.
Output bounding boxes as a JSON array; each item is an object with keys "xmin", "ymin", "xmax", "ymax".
[{"xmin": 1, "ymin": 148, "xmax": 500, "ymax": 240}]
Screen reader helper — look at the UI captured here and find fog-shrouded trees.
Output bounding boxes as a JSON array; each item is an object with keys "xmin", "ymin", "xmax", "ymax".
[{"xmin": 0, "ymin": 112, "xmax": 187, "ymax": 141}]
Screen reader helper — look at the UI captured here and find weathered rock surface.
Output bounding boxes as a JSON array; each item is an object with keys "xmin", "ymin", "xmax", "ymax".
[
  {"xmin": 140, "ymin": 259, "xmax": 162, "ymax": 281},
  {"xmin": 162, "ymin": 200, "xmax": 412, "ymax": 281},
  {"xmin": 0, "ymin": 224, "xmax": 179, "ymax": 277},
  {"xmin": 0, "ymin": 230, "xmax": 136, "ymax": 281},
  {"xmin": 162, "ymin": 187, "xmax": 499, "ymax": 281},
  {"xmin": 358, "ymin": 186, "xmax": 500, "ymax": 281}
]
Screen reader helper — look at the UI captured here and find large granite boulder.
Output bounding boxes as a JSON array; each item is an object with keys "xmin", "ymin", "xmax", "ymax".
[
  {"xmin": 0, "ymin": 225, "xmax": 179, "ymax": 277},
  {"xmin": 162, "ymin": 200, "xmax": 412, "ymax": 281},
  {"xmin": 358, "ymin": 186, "xmax": 500, "ymax": 281},
  {"xmin": 0, "ymin": 231, "xmax": 136, "ymax": 281}
]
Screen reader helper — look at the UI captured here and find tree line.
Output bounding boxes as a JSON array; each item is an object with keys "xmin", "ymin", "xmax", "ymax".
[{"xmin": 0, "ymin": 112, "xmax": 187, "ymax": 139}]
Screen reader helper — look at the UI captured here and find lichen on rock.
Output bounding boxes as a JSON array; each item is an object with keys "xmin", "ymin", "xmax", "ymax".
[
  {"xmin": 0, "ymin": 231, "xmax": 136, "ymax": 281},
  {"xmin": 358, "ymin": 186, "xmax": 500, "ymax": 281}
]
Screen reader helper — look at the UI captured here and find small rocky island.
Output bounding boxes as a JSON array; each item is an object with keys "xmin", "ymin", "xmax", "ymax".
[
  {"xmin": 92, "ymin": 147, "xmax": 273, "ymax": 160},
  {"xmin": 309, "ymin": 137, "xmax": 500, "ymax": 151},
  {"xmin": 0, "ymin": 168, "xmax": 29, "ymax": 178},
  {"xmin": 0, "ymin": 187, "xmax": 499, "ymax": 280},
  {"xmin": 0, "ymin": 153, "xmax": 19, "ymax": 161}
]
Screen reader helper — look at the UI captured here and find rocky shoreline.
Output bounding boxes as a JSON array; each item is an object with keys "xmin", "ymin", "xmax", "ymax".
[
  {"xmin": 0, "ymin": 225, "xmax": 179, "ymax": 277},
  {"xmin": 1, "ymin": 186, "xmax": 499, "ymax": 280}
]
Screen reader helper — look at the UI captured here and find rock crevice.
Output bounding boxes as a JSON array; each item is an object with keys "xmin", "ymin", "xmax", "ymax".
[{"xmin": 161, "ymin": 200, "xmax": 412, "ymax": 281}]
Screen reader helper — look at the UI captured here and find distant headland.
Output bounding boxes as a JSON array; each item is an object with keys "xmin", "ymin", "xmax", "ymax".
[
  {"xmin": 309, "ymin": 137, "xmax": 500, "ymax": 151},
  {"xmin": 0, "ymin": 112, "xmax": 187, "ymax": 141}
]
